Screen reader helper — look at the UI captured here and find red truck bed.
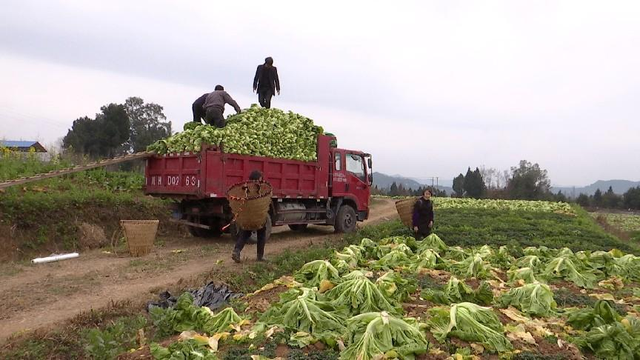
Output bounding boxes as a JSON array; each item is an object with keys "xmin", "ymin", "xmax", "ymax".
[{"xmin": 145, "ymin": 135, "xmax": 332, "ymax": 199}]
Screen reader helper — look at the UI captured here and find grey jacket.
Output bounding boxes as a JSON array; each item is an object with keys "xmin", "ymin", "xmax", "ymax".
[{"xmin": 203, "ymin": 90, "xmax": 241, "ymax": 113}]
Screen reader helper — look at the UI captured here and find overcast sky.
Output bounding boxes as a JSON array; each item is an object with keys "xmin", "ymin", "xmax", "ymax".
[{"xmin": 1, "ymin": 0, "xmax": 639, "ymax": 186}]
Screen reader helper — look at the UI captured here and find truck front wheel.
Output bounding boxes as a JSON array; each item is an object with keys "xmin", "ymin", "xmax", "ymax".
[{"xmin": 334, "ymin": 205, "xmax": 357, "ymax": 233}]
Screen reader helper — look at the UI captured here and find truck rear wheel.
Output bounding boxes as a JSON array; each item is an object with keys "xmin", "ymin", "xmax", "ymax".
[
  {"xmin": 188, "ymin": 217, "xmax": 222, "ymax": 238},
  {"xmin": 334, "ymin": 205, "xmax": 357, "ymax": 233},
  {"xmin": 288, "ymin": 224, "xmax": 308, "ymax": 232},
  {"xmin": 188, "ymin": 226, "xmax": 222, "ymax": 238}
]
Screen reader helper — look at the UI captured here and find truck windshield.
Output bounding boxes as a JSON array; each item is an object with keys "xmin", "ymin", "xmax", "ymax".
[{"xmin": 346, "ymin": 154, "xmax": 365, "ymax": 182}]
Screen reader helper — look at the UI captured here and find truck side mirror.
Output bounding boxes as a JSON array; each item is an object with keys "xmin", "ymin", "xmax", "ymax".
[{"xmin": 367, "ymin": 158, "xmax": 372, "ymax": 168}]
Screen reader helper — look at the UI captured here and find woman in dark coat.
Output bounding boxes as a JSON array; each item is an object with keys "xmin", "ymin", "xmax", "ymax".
[{"xmin": 412, "ymin": 189, "xmax": 434, "ymax": 240}]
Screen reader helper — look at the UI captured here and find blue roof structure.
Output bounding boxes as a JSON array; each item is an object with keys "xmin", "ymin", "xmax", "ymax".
[
  {"xmin": 1, "ymin": 140, "xmax": 47, "ymax": 152},
  {"xmin": 1, "ymin": 140, "xmax": 39, "ymax": 148}
]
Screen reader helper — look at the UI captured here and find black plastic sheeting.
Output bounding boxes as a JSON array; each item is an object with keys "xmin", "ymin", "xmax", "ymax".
[{"xmin": 146, "ymin": 282, "xmax": 243, "ymax": 312}]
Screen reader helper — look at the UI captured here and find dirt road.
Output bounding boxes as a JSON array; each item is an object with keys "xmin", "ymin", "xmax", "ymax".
[{"xmin": 0, "ymin": 198, "xmax": 398, "ymax": 342}]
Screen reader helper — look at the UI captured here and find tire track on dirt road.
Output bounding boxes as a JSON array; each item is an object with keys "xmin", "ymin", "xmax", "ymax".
[{"xmin": 0, "ymin": 198, "xmax": 399, "ymax": 342}]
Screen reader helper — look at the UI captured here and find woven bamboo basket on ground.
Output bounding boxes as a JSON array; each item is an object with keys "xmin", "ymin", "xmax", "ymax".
[
  {"xmin": 120, "ymin": 220, "xmax": 159, "ymax": 257},
  {"xmin": 227, "ymin": 181, "xmax": 273, "ymax": 231},
  {"xmin": 395, "ymin": 197, "xmax": 418, "ymax": 228}
]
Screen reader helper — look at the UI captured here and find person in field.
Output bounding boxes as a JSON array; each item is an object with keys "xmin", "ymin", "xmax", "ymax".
[
  {"xmin": 203, "ymin": 85, "xmax": 241, "ymax": 128},
  {"xmin": 412, "ymin": 188, "xmax": 434, "ymax": 240},
  {"xmin": 253, "ymin": 57, "xmax": 281, "ymax": 109},
  {"xmin": 232, "ymin": 170, "xmax": 269, "ymax": 263},
  {"xmin": 191, "ymin": 92, "xmax": 208, "ymax": 123}
]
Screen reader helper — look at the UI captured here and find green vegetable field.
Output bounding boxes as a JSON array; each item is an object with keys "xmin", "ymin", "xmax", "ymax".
[
  {"xmin": 140, "ymin": 198, "xmax": 640, "ymax": 360},
  {"xmin": 592, "ymin": 212, "xmax": 640, "ymax": 245}
]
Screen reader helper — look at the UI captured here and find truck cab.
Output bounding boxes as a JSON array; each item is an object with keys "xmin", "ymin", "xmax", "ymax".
[{"xmin": 329, "ymin": 148, "xmax": 373, "ymax": 229}]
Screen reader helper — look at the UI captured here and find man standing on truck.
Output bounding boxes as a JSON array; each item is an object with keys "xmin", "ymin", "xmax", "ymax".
[
  {"xmin": 253, "ymin": 57, "xmax": 280, "ymax": 109},
  {"xmin": 192, "ymin": 92, "xmax": 208, "ymax": 123},
  {"xmin": 203, "ymin": 85, "xmax": 242, "ymax": 128},
  {"xmin": 232, "ymin": 170, "xmax": 269, "ymax": 263}
]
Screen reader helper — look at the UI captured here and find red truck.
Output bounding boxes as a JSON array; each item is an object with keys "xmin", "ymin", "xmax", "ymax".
[{"xmin": 144, "ymin": 134, "xmax": 372, "ymax": 240}]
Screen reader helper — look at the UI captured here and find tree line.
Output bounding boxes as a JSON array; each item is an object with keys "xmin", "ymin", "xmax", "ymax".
[
  {"xmin": 575, "ymin": 186, "xmax": 640, "ymax": 210},
  {"xmin": 372, "ymin": 183, "xmax": 447, "ymax": 197},
  {"xmin": 451, "ymin": 160, "xmax": 551, "ymax": 200},
  {"xmin": 62, "ymin": 97, "xmax": 172, "ymax": 158}
]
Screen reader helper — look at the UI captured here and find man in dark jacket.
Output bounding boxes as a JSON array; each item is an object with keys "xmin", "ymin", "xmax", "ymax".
[
  {"xmin": 253, "ymin": 57, "xmax": 280, "ymax": 109},
  {"xmin": 192, "ymin": 93, "xmax": 208, "ymax": 123},
  {"xmin": 203, "ymin": 85, "xmax": 241, "ymax": 128},
  {"xmin": 232, "ymin": 170, "xmax": 269, "ymax": 263},
  {"xmin": 412, "ymin": 189, "xmax": 434, "ymax": 240}
]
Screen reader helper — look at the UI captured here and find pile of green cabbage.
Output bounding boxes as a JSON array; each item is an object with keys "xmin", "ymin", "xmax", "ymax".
[{"xmin": 147, "ymin": 105, "xmax": 325, "ymax": 162}]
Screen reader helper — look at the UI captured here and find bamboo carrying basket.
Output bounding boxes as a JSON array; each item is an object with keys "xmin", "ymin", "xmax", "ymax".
[
  {"xmin": 227, "ymin": 180, "xmax": 273, "ymax": 231},
  {"xmin": 120, "ymin": 220, "xmax": 159, "ymax": 257},
  {"xmin": 395, "ymin": 197, "xmax": 418, "ymax": 228}
]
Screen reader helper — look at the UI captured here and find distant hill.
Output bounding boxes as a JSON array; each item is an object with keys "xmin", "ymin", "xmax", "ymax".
[
  {"xmin": 410, "ymin": 177, "xmax": 453, "ymax": 188},
  {"xmin": 373, "ymin": 172, "xmax": 422, "ymax": 190},
  {"xmin": 373, "ymin": 172, "xmax": 452, "ymax": 194},
  {"xmin": 552, "ymin": 180, "xmax": 640, "ymax": 197}
]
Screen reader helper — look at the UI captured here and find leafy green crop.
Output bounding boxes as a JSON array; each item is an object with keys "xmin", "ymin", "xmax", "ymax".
[
  {"xmin": 150, "ymin": 338, "xmax": 218, "ymax": 360},
  {"xmin": 259, "ymin": 287, "xmax": 346, "ymax": 345},
  {"xmin": 498, "ymin": 282, "xmax": 557, "ymax": 317},
  {"xmin": 566, "ymin": 300, "xmax": 622, "ymax": 331},
  {"xmin": 422, "ymin": 276, "xmax": 493, "ymax": 305},
  {"xmin": 507, "ymin": 267, "xmax": 538, "ymax": 284},
  {"xmin": 574, "ymin": 320, "xmax": 640, "ymax": 359},
  {"xmin": 542, "ymin": 254, "xmax": 597, "ymax": 288},
  {"xmin": 294, "ymin": 260, "xmax": 341, "ymax": 288},
  {"xmin": 428, "ymin": 302, "xmax": 512, "ymax": 352},
  {"xmin": 433, "ymin": 198, "xmax": 574, "ymax": 215},
  {"xmin": 149, "ymin": 293, "xmax": 243, "ymax": 336},
  {"xmin": 340, "ymin": 312, "xmax": 428, "ymax": 360},
  {"xmin": 324, "ymin": 270, "xmax": 400, "ymax": 315},
  {"xmin": 416, "ymin": 233, "xmax": 448, "ymax": 253},
  {"xmin": 375, "ymin": 271, "xmax": 417, "ymax": 302},
  {"xmin": 448, "ymin": 253, "xmax": 494, "ymax": 279},
  {"xmin": 148, "ymin": 105, "xmax": 324, "ymax": 161}
]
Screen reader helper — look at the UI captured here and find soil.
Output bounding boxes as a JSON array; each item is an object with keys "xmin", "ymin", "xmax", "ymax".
[
  {"xmin": 77, "ymin": 222, "xmax": 109, "ymax": 249},
  {"xmin": 0, "ymin": 198, "xmax": 399, "ymax": 343},
  {"xmin": 244, "ymin": 284, "xmax": 289, "ymax": 315},
  {"xmin": 402, "ymin": 297, "xmax": 433, "ymax": 319},
  {"xmin": 465, "ymin": 277, "xmax": 481, "ymax": 289},
  {"xmin": 512, "ymin": 336, "xmax": 585, "ymax": 360}
]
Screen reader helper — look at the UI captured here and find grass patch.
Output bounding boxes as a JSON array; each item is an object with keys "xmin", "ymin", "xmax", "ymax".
[
  {"xmin": 0, "ymin": 168, "xmax": 171, "ymax": 259},
  {"xmin": 0, "ymin": 300, "xmax": 144, "ymax": 360}
]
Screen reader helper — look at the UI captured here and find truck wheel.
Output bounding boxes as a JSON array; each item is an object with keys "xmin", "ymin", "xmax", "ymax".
[
  {"xmin": 188, "ymin": 217, "xmax": 222, "ymax": 238},
  {"xmin": 334, "ymin": 205, "xmax": 357, "ymax": 233},
  {"xmin": 189, "ymin": 226, "xmax": 222, "ymax": 238},
  {"xmin": 288, "ymin": 224, "xmax": 308, "ymax": 232}
]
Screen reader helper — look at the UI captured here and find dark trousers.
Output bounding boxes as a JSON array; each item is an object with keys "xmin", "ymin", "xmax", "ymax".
[
  {"xmin": 233, "ymin": 227, "xmax": 266, "ymax": 259},
  {"xmin": 415, "ymin": 226, "xmax": 432, "ymax": 240},
  {"xmin": 192, "ymin": 105, "xmax": 205, "ymax": 123},
  {"xmin": 205, "ymin": 107, "xmax": 225, "ymax": 128},
  {"xmin": 258, "ymin": 89, "xmax": 273, "ymax": 109}
]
